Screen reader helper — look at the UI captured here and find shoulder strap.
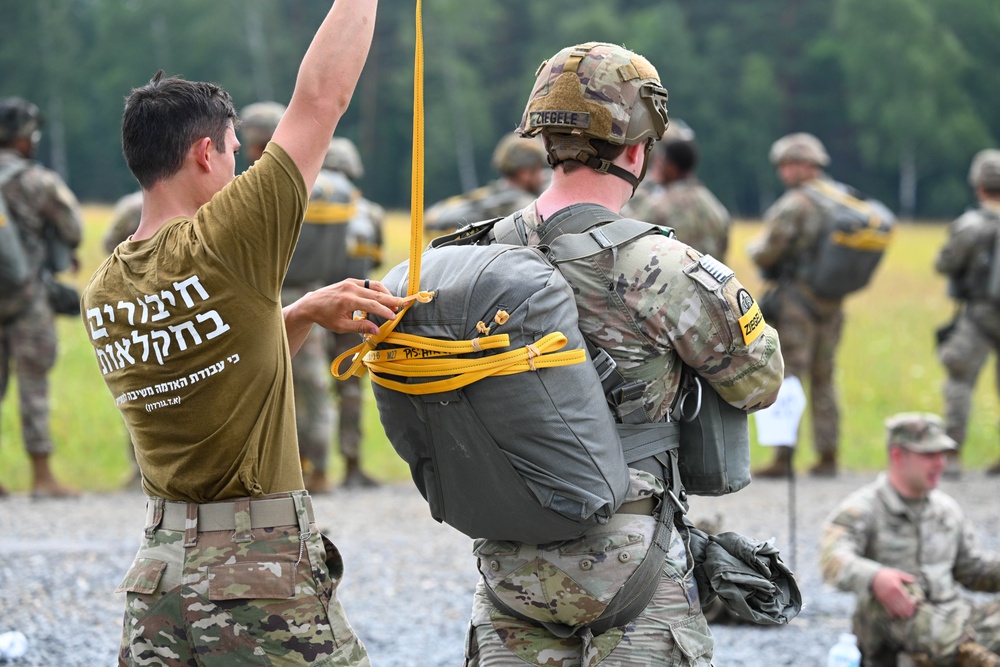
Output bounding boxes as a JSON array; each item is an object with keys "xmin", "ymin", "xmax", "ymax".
[{"xmin": 548, "ymin": 217, "xmax": 672, "ymax": 264}]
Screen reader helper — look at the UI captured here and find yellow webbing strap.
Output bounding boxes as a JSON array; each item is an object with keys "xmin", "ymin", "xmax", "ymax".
[{"xmin": 329, "ymin": 0, "xmax": 584, "ymax": 393}]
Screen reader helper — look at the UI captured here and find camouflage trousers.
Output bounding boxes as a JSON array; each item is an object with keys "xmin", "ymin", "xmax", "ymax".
[
  {"xmin": 118, "ymin": 491, "xmax": 369, "ymax": 666},
  {"xmin": 938, "ymin": 311, "xmax": 1000, "ymax": 448},
  {"xmin": 466, "ymin": 514, "xmax": 713, "ymax": 666},
  {"xmin": 774, "ymin": 290, "xmax": 844, "ymax": 455},
  {"xmin": 853, "ymin": 594, "xmax": 1000, "ymax": 667},
  {"xmin": 0, "ymin": 292, "xmax": 57, "ymax": 455},
  {"xmin": 283, "ymin": 286, "xmax": 335, "ymax": 473},
  {"xmin": 327, "ymin": 331, "xmax": 363, "ymax": 461}
]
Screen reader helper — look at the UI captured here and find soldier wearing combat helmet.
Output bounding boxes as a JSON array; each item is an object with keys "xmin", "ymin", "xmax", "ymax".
[
  {"xmin": 0, "ymin": 96, "xmax": 82, "ymax": 498},
  {"xmin": 935, "ymin": 149, "xmax": 1000, "ymax": 477},
  {"xmin": 821, "ymin": 413, "xmax": 1000, "ymax": 665},
  {"xmin": 323, "ymin": 136, "xmax": 385, "ymax": 488},
  {"xmin": 424, "ymin": 132, "xmax": 548, "ymax": 233},
  {"xmin": 465, "ymin": 42, "xmax": 783, "ymax": 666},
  {"xmin": 623, "ymin": 118, "xmax": 732, "ymax": 261},
  {"xmin": 749, "ymin": 132, "xmax": 853, "ymax": 478}
]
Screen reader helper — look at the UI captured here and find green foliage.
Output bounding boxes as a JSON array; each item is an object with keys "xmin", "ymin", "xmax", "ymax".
[{"xmin": 0, "ymin": 0, "xmax": 996, "ymax": 217}]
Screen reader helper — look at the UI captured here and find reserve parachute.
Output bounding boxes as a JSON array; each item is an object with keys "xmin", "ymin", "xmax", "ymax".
[
  {"xmin": 800, "ymin": 179, "xmax": 895, "ymax": 299},
  {"xmin": 0, "ymin": 159, "xmax": 32, "ymax": 322}
]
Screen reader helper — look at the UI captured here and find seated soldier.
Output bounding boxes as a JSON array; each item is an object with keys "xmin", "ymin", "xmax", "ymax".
[{"xmin": 820, "ymin": 413, "xmax": 1000, "ymax": 667}]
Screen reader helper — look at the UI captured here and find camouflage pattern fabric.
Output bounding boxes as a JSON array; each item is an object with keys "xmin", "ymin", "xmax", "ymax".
[
  {"xmin": 749, "ymin": 180, "xmax": 844, "ymax": 455},
  {"xmin": 467, "ymin": 471, "xmax": 713, "ymax": 667},
  {"xmin": 820, "ymin": 474, "xmax": 1000, "ymax": 665},
  {"xmin": 281, "ymin": 285, "xmax": 335, "ymax": 475},
  {"xmin": 118, "ymin": 492, "xmax": 369, "ymax": 666},
  {"xmin": 104, "ymin": 191, "xmax": 143, "ymax": 253},
  {"xmin": 0, "ymin": 148, "xmax": 81, "ymax": 456},
  {"xmin": 327, "ymin": 331, "xmax": 363, "ymax": 461},
  {"xmin": 466, "ymin": 202, "xmax": 783, "ymax": 665},
  {"xmin": 935, "ymin": 203, "xmax": 1000, "ymax": 448},
  {"xmin": 424, "ymin": 179, "xmax": 538, "ymax": 234},
  {"xmin": 622, "ymin": 176, "xmax": 732, "ymax": 262}
]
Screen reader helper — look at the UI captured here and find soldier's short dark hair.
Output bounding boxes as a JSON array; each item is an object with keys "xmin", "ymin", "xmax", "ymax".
[
  {"xmin": 664, "ymin": 140, "xmax": 697, "ymax": 175},
  {"xmin": 122, "ymin": 71, "xmax": 238, "ymax": 189}
]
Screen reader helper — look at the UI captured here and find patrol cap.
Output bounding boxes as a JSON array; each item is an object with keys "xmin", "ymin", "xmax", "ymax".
[
  {"xmin": 968, "ymin": 149, "xmax": 1000, "ymax": 191},
  {"xmin": 324, "ymin": 137, "xmax": 364, "ymax": 180},
  {"xmin": 0, "ymin": 97, "xmax": 42, "ymax": 145},
  {"xmin": 768, "ymin": 132, "xmax": 830, "ymax": 167},
  {"xmin": 885, "ymin": 413, "xmax": 957, "ymax": 453},
  {"xmin": 239, "ymin": 101, "xmax": 285, "ymax": 147},
  {"xmin": 491, "ymin": 133, "xmax": 547, "ymax": 176}
]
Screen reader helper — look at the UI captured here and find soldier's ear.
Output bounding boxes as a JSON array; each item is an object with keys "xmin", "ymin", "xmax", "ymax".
[{"xmin": 192, "ymin": 137, "xmax": 213, "ymax": 172}]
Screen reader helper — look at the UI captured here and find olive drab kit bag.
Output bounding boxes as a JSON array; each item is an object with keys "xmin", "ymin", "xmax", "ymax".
[
  {"xmin": 800, "ymin": 180, "xmax": 895, "ymax": 299},
  {"xmin": 0, "ymin": 160, "xmax": 32, "ymax": 322}
]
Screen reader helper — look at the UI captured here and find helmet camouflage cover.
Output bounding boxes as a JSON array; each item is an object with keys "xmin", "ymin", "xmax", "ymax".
[
  {"xmin": 518, "ymin": 42, "xmax": 668, "ymax": 156},
  {"xmin": 239, "ymin": 101, "xmax": 286, "ymax": 147},
  {"xmin": 491, "ymin": 132, "xmax": 547, "ymax": 176},
  {"xmin": 324, "ymin": 137, "xmax": 364, "ymax": 180},
  {"xmin": 768, "ymin": 132, "xmax": 830, "ymax": 167},
  {"xmin": 968, "ymin": 149, "xmax": 1000, "ymax": 191},
  {"xmin": 0, "ymin": 97, "xmax": 42, "ymax": 145}
]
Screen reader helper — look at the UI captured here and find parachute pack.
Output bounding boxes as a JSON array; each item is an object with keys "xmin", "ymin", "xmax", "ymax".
[
  {"xmin": 0, "ymin": 160, "xmax": 32, "ymax": 322},
  {"xmin": 799, "ymin": 180, "xmax": 895, "ymax": 299}
]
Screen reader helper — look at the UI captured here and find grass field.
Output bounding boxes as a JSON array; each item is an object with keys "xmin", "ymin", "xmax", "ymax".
[{"xmin": 1, "ymin": 206, "xmax": 996, "ymax": 492}]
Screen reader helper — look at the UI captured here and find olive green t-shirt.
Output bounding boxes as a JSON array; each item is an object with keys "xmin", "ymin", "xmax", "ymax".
[{"xmin": 82, "ymin": 143, "xmax": 307, "ymax": 502}]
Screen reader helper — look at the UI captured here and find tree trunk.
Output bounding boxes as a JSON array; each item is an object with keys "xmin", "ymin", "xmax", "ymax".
[
  {"xmin": 244, "ymin": 0, "xmax": 274, "ymax": 102},
  {"xmin": 899, "ymin": 141, "xmax": 917, "ymax": 220},
  {"xmin": 36, "ymin": 0, "xmax": 68, "ymax": 181}
]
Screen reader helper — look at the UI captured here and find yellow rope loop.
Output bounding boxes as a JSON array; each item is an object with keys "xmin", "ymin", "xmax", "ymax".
[
  {"xmin": 475, "ymin": 321, "xmax": 491, "ymax": 335},
  {"xmin": 494, "ymin": 310, "xmax": 510, "ymax": 326}
]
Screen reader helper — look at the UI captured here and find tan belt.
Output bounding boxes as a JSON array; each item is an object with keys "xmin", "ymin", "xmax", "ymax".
[
  {"xmin": 617, "ymin": 497, "xmax": 656, "ymax": 516},
  {"xmin": 149, "ymin": 495, "xmax": 313, "ymax": 533}
]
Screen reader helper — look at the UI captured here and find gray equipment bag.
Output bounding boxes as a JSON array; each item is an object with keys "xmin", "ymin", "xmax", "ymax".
[
  {"xmin": 800, "ymin": 180, "xmax": 895, "ymax": 299},
  {"xmin": 0, "ymin": 160, "xmax": 32, "ymax": 322},
  {"xmin": 370, "ymin": 243, "xmax": 631, "ymax": 544},
  {"xmin": 489, "ymin": 203, "xmax": 752, "ymax": 497},
  {"xmin": 982, "ymin": 209, "xmax": 1000, "ymax": 303}
]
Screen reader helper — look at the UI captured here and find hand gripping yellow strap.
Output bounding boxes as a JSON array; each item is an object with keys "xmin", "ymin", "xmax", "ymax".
[{"xmin": 328, "ymin": 0, "xmax": 585, "ymax": 389}]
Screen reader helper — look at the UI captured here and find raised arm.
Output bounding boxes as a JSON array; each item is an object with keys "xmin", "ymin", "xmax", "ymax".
[{"xmin": 271, "ymin": 0, "xmax": 378, "ymax": 190}]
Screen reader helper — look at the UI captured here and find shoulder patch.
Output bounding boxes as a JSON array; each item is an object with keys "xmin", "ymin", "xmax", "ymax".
[
  {"xmin": 698, "ymin": 254, "xmax": 735, "ymax": 283},
  {"xmin": 735, "ymin": 288, "xmax": 765, "ymax": 346}
]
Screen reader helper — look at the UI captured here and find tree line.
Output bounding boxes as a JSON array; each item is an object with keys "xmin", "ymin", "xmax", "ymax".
[{"xmin": 2, "ymin": 0, "xmax": 998, "ymax": 219}]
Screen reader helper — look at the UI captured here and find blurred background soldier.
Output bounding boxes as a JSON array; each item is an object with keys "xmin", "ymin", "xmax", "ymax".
[
  {"xmin": 820, "ymin": 413, "xmax": 1000, "ymax": 666},
  {"xmin": 623, "ymin": 118, "xmax": 731, "ymax": 261},
  {"xmin": 324, "ymin": 136, "xmax": 383, "ymax": 488},
  {"xmin": 0, "ymin": 96, "xmax": 81, "ymax": 498},
  {"xmin": 424, "ymin": 132, "xmax": 548, "ymax": 234},
  {"xmin": 102, "ymin": 189, "xmax": 144, "ymax": 488},
  {"xmin": 240, "ymin": 101, "xmax": 355, "ymax": 494},
  {"xmin": 935, "ymin": 149, "xmax": 1000, "ymax": 478},
  {"xmin": 103, "ymin": 190, "xmax": 142, "ymax": 252},
  {"xmin": 749, "ymin": 133, "xmax": 845, "ymax": 478}
]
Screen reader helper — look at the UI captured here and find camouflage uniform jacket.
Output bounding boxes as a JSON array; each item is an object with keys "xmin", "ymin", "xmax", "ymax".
[
  {"xmin": 748, "ymin": 176, "xmax": 842, "ymax": 315},
  {"xmin": 425, "ymin": 178, "xmax": 536, "ymax": 233},
  {"xmin": 820, "ymin": 474, "xmax": 1000, "ymax": 604},
  {"xmin": 518, "ymin": 201, "xmax": 782, "ymax": 423},
  {"xmin": 624, "ymin": 176, "xmax": 732, "ymax": 261},
  {"xmin": 103, "ymin": 190, "xmax": 143, "ymax": 254},
  {"xmin": 0, "ymin": 148, "xmax": 82, "ymax": 288}
]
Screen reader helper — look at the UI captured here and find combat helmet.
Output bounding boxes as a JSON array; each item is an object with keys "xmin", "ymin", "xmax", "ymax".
[
  {"xmin": 968, "ymin": 149, "xmax": 1000, "ymax": 191},
  {"xmin": 491, "ymin": 133, "xmax": 547, "ymax": 177},
  {"xmin": 239, "ymin": 101, "xmax": 286, "ymax": 147},
  {"xmin": 0, "ymin": 97, "xmax": 42, "ymax": 146},
  {"xmin": 517, "ymin": 42, "xmax": 669, "ymax": 189},
  {"xmin": 324, "ymin": 137, "xmax": 364, "ymax": 180},
  {"xmin": 768, "ymin": 133, "xmax": 830, "ymax": 167}
]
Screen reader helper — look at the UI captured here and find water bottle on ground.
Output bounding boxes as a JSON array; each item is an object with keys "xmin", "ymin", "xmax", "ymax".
[
  {"xmin": 827, "ymin": 632, "xmax": 861, "ymax": 667},
  {"xmin": 0, "ymin": 631, "xmax": 29, "ymax": 660}
]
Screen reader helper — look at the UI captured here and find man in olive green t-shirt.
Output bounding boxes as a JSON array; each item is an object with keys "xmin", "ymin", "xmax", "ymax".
[{"xmin": 81, "ymin": 2, "xmax": 399, "ymax": 665}]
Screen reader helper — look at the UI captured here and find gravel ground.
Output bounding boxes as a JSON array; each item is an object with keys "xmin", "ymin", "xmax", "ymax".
[{"xmin": 1, "ymin": 471, "xmax": 998, "ymax": 666}]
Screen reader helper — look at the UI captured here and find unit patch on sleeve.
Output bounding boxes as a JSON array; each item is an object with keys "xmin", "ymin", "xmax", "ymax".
[{"xmin": 736, "ymin": 288, "xmax": 765, "ymax": 346}]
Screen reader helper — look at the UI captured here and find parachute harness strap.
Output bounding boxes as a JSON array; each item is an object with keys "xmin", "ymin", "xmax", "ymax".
[{"xmin": 330, "ymin": 0, "xmax": 585, "ymax": 395}]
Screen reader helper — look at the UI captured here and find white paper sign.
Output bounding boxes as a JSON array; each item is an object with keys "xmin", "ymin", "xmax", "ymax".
[{"xmin": 753, "ymin": 375, "xmax": 807, "ymax": 447}]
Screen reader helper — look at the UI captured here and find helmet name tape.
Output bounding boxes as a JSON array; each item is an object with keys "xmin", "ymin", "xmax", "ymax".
[{"xmin": 529, "ymin": 110, "xmax": 591, "ymax": 131}]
